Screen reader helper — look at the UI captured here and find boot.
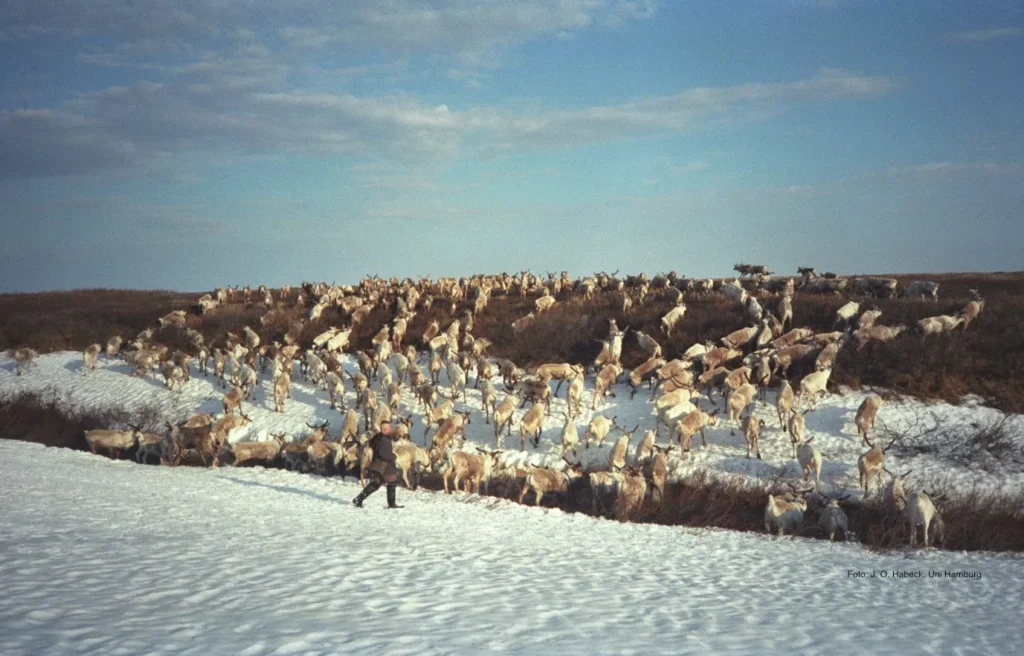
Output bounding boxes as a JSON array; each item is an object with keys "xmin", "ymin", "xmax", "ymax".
[
  {"xmin": 352, "ymin": 480, "xmax": 380, "ymax": 508},
  {"xmin": 386, "ymin": 483, "xmax": 403, "ymax": 509}
]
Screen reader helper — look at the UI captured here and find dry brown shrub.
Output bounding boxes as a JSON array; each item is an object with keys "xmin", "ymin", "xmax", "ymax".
[{"xmin": 0, "ymin": 387, "xmax": 163, "ymax": 451}]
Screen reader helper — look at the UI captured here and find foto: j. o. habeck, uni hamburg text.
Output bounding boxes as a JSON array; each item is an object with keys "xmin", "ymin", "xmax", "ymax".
[{"xmin": 847, "ymin": 569, "xmax": 982, "ymax": 580}]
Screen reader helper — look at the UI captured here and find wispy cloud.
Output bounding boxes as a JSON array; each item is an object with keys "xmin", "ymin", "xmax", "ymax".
[
  {"xmin": 1, "ymin": 2, "xmax": 899, "ymax": 181},
  {"xmin": 4, "ymin": 1, "xmax": 658, "ymax": 59},
  {"xmin": 447, "ymin": 68, "xmax": 486, "ymax": 89},
  {"xmin": 952, "ymin": 27, "xmax": 1024, "ymax": 43},
  {"xmin": 0, "ymin": 67, "xmax": 897, "ymax": 180},
  {"xmin": 884, "ymin": 161, "xmax": 1019, "ymax": 176},
  {"xmin": 470, "ymin": 67, "xmax": 898, "ymax": 152},
  {"xmin": 1, "ymin": 0, "xmax": 661, "ymax": 100}
]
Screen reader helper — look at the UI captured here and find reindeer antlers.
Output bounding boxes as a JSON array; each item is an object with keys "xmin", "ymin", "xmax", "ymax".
[
  {"xmin": 785, "ymin": 481, "xmax": 815, "ymax": 495},
  {"xmin": 611, "ymin": 418, "xmax": 638, "ymax": 434}
]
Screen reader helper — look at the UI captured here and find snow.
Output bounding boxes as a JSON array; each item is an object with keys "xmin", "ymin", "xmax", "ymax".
[
  {"xmin": 2, "ymin": 438, "xmax": 1023, "ymax": 654},
  {"xmin": 2, "ymin": 352, "xmax": 1024, "ymax": 651}
]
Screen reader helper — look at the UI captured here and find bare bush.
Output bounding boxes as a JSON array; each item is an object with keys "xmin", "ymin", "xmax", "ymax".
[
  {"xmin": 0, "ymin": 387, "xmax": 164, "ymax": 450},
  {"xmin": 880, "ymin": 406, "xmax": 1024, "ymax": 473}
]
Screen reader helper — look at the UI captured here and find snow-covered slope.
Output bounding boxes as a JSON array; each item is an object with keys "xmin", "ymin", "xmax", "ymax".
[
  {"xmin": 1, "ymin": 438, "xmax": 1022, "ymax": 655},
  {"xmin": 2, "ymin": 351, "xmax": 1022, "ymax": 500}
]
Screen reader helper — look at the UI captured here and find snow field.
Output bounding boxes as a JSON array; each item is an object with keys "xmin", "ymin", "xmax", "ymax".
[{"xmin": 1, "ymin": 439, "xmax": 1022, "ymax": 655}]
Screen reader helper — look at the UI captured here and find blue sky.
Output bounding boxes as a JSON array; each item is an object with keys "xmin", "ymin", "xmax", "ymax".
[{"xmin": 1, "ymin": 1, "xmax": 1021, "ymax": 292}]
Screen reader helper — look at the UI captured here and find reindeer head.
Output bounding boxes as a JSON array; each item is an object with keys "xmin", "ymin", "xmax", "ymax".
[
  {"xmin": 475, "ymin": 447, "xmax": 500, "ymax": 469},
  {"xmin": 305, "ymin": 419, "xmax": 328, "ymax": 437},
  {"xmin": 615, "ymin": 421, "xmax": 641, "ymax": 438},
  {"xmin": 887, "ymin": 468, "xmax": 912, "ymax": 481},
  {"xmin": 784, "ymin": 481, "xmax": 814, "ymax": 504}
]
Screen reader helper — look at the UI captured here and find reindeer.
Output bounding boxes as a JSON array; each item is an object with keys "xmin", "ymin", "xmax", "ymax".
[{"xmin": 859, "ymin": 434, "xmax": 899, "ymax": 495}]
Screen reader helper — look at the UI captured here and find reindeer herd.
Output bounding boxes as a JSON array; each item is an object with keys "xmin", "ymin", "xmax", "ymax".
[{"xmin": 6, "ymin": 269, "xmax": 990, "ymax": 548}]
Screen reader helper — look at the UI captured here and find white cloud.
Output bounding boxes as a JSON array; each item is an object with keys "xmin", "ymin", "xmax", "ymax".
[
  {"xmin": 953, "ymin": 27, "xmax": 1024, "ymax": 43},
  {"xmin": 4, "ymin": 1, "xmax": 658, "ymax": 58},
  {"xmin": 7, "ymin": 1, "xmax": 660, "ymax": 122},
  {"xmin": 447, "ymin": 68, "xmax": 487, "ymax": 89},
  {"xmin": 470, "ymin": 68, "xmax": 898, "ymax": 152},
  {"xmin": 0, "ymin": 68, "xmax": 898, "ymax": 179},
  {"xmin": 885, "ymin": 161, "xmax": 1016, "ymax": 176},
  {"xmin": 600, "ymin": 0, "xmax": 658, "ymax": 28},
  {"xmin": 2, "ymin": 2, "xmax": 902, "ymax": 181}
]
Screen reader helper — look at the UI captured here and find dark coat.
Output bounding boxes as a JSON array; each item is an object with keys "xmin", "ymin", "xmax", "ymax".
[{"xmin": 368, "ymin": 431, "xmax": 398, "ymax": 481}]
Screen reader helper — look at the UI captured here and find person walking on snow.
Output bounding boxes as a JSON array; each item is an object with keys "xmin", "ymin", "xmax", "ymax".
[{"xmin": 352, "ymin": 418, "xmax": 402, "ymax": 509}]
